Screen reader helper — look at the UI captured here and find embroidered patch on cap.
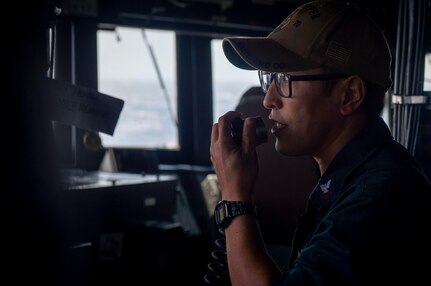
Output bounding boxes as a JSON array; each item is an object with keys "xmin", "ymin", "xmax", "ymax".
[{"xmin": 326, "ymin": 41, "xmax": 351, "ymax": 63}]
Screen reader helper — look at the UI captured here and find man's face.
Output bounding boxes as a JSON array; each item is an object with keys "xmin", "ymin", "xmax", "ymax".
[{"xmin": 262, "ymin": 68, "xmax": 343, "ymax": 158}]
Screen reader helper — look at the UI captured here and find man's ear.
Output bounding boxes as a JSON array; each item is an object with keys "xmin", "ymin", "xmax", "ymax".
[{"xmin": 339, "ymin": 76, "xmax": 366, "ymax": 115}]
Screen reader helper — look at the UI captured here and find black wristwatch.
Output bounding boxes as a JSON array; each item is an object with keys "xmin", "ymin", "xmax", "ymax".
[{"xmin": 214, "ymin": 200, "xmax": 257, "ymax": 230}]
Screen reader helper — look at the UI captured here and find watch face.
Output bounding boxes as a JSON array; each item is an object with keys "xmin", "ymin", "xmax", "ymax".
[
  {"xmin": 214, "ymin": 201, "xmax": 256, "ymax": 229},
  {"xmin": 215, "ymin": 202, "xmax": 226, "ymax": 225}
]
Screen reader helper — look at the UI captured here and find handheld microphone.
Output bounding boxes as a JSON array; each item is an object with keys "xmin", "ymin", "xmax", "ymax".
[{"xmin": 231, "ymin": 117, "xmax": 268, "ymax": 146}]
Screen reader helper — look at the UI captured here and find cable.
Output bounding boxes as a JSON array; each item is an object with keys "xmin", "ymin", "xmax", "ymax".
[
  {"xmin": 141, "ymin": 29, "xmax": 179, "ymax": 128},
  {"xmin": 204, "ymin": 228, "xmax": 231, "ymax": 285},
  {"xmin": 392, "ymin": 0, "xmax": 426, "ymax": 155}
]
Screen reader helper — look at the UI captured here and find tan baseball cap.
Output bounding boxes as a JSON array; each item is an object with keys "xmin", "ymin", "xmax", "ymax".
[{"xmin": 223, "ymin": 0, "xmax": 392, "ymax": 91}]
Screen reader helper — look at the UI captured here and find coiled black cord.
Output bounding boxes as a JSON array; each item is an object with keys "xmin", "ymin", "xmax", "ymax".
[{"xmin": 203, "ymin": 229, "xmax": 231, "ymax": 285}]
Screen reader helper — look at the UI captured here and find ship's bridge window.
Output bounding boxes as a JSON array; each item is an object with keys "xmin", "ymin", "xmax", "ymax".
[
  {"xmin": 211, "ymin": 39, "xmax": 259, "ymax": 122},
  {"xmin": 425, "ymin": 53, "xmax": 431, "ymax": 91},
  {"xmin": 97, "ymin": 27, "xmax": 178, "ymax": 149}
]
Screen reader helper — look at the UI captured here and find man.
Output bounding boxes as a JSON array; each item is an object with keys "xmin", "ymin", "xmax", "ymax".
[{"xmin": 210, "ymin": 0, "xmax": 431, "ymax": 285}]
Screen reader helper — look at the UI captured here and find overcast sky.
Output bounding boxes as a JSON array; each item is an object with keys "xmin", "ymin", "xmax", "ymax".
[{"xmin": 97, "ymin": 26, "xmax": 259, "ymax": 84}]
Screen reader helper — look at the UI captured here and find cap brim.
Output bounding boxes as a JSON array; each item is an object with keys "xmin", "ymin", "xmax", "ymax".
[{"xmin": 222, "ymin": 37, "xmax": 320, "ymax": 72}]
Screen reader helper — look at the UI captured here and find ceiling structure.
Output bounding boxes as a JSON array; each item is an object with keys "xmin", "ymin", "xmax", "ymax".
[{"xmin": 59, "ymin": 0, "xmax": 402, "ymax": 39}]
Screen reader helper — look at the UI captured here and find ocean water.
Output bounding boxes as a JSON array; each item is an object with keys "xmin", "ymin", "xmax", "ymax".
[{"xmin": 99, "ymin": 79, "xmax": 257, "ymax": 149}]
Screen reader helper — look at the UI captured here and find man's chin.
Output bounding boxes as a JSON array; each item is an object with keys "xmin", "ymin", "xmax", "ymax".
[{"xmin": 275, "ymin": 141, "xmax": 304, "ymax": 157}]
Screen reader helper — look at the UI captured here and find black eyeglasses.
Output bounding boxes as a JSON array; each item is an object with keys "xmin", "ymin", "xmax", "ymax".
[{"xmin": 258, "ymin": 70, "xmax": 346, "ymax": 98}]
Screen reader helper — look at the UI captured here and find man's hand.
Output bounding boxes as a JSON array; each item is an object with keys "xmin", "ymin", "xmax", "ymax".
[{"xmin": 210, "ymin": 111, "xmax": 259, "ymax": 202}]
